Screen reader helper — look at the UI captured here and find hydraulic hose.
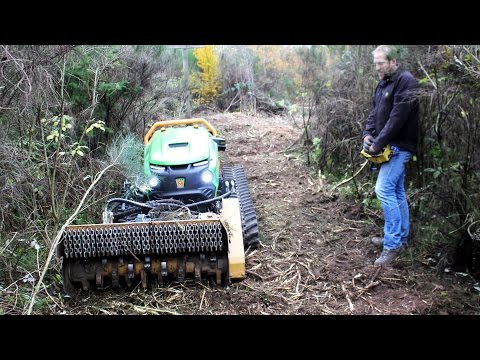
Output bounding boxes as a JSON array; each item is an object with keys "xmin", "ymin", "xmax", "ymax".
[
  {"xmin": 107, "ymin": 191, "xmax": 232, "ymax": 218},
  {"xmin": 184, "ymin": 191, "xmax": 231, "ymax": 208},
  {"xmin": 106, "ymin": 198, "xmax": 154, "ymax": 210}
]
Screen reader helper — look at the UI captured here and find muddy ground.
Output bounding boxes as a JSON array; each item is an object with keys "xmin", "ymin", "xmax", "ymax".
[{"xmin": 49, "ymin": 112, "xmax": 480, "ymax": 315}]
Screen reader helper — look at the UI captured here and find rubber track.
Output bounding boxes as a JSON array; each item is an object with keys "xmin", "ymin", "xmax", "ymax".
[{"xmin": 222, "ymin": 165, "xmax": 260, "ymax": 249}]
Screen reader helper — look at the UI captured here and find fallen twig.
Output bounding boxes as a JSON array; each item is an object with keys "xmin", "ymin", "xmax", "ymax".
[{"xmin": 26, "ymin": 160, "xmax": 120, "ymax": 315}]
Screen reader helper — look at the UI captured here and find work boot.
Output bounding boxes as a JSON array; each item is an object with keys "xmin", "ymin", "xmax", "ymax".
[
  {"xmin": 371, "ymin": 236, "xmax": 384, "ymax": 247},
  {"xmin": 374, "ymin": 247, "xmax": 402, "ymax": 266}
]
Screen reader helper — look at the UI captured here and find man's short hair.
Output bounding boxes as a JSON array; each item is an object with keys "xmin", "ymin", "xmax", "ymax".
[{"xmin": 372, "ymin": 45, "xmax": 400, "ymax": 61}]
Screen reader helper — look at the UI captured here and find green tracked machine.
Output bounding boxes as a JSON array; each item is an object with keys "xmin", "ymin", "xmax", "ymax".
[{"xmin": 57, "ymin": 118, "xmax": 259, "ymax": 294}]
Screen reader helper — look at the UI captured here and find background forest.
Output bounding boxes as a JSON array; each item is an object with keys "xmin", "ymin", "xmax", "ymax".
[{"xmin": 0, "ymin": 45, "xmax": 479, "ymax": 313}]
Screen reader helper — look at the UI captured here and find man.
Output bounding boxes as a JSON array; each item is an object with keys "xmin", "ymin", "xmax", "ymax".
[{"xmin": 363, "ymin": 45, "xmax": 419, "ymax": 266}]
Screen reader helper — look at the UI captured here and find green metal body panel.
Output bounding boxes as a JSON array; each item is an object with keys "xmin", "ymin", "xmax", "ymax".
[{"xmin": 144, "ymin": 125, "xmax": 220, "ymax": 195}]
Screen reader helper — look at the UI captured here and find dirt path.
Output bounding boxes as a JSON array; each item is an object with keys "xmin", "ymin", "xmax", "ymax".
[{"xmin": 64, "ymin": 112, "xmax": 480, "ymax": 315}]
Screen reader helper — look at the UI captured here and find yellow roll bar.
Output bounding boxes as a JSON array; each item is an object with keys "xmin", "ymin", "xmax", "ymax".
[{"xmin": 144, "ymin": 118, "xmax": 218, "ymax": 144}]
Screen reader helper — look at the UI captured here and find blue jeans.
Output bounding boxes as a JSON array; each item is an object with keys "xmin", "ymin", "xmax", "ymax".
[{"xmin": 375, "ymin": 148, "xmax": 412, "ymax": 250}]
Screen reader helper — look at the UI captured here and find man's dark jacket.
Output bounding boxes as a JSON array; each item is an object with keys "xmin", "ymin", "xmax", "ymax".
[{"xmin": 363, "ymin": 69, "xmax": 419, "ymax": 153}]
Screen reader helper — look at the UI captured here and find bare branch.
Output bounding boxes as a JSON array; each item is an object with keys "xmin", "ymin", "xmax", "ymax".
[{"xmin": 26, "ymin": 154, "xmax": 122, "ymax": 314}]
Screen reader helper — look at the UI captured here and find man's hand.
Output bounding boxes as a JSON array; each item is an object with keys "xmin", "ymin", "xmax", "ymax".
[
  {"xmin": 363, "ymin": 135, "xmax": 374, "ymax": 152},
  {"xmin": 369, "ymin": 144, "xmax": 380, "ymax": 154}
]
